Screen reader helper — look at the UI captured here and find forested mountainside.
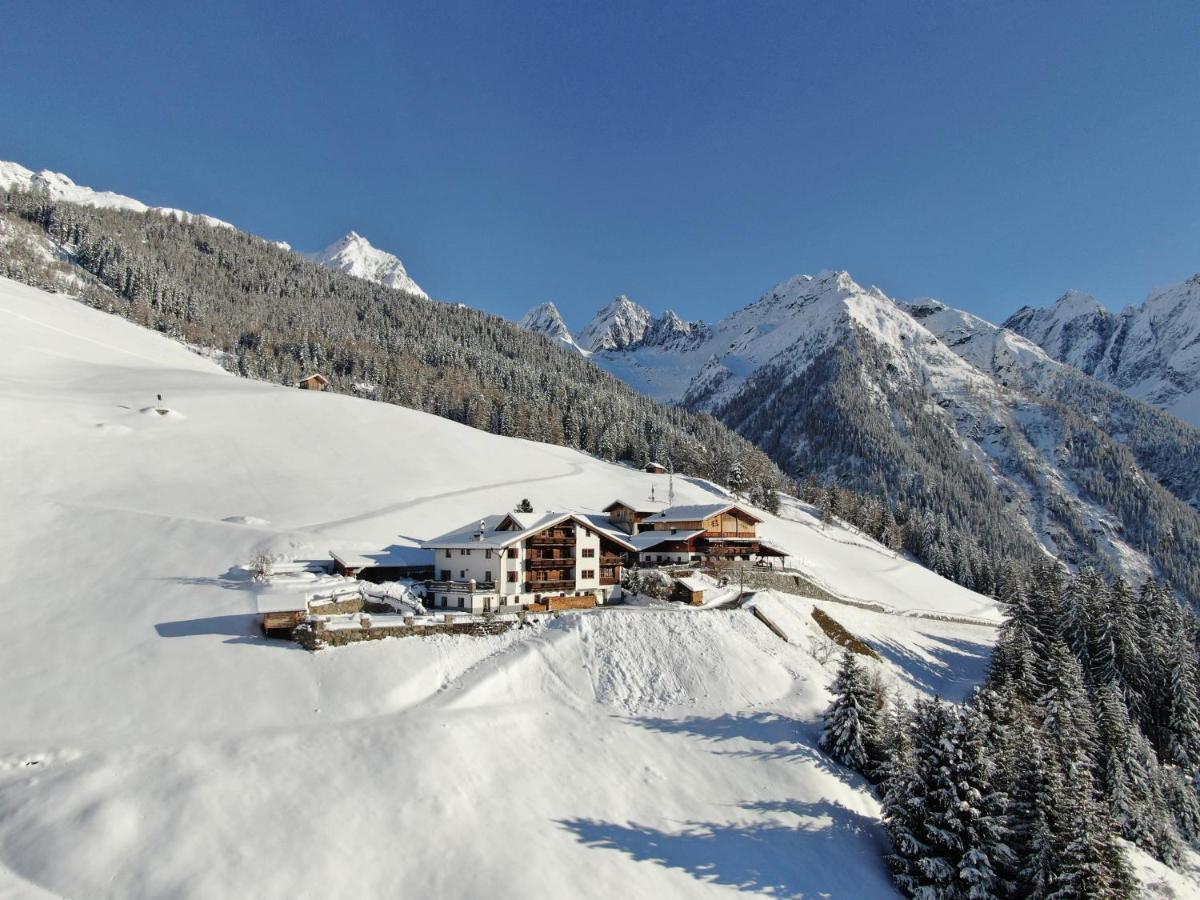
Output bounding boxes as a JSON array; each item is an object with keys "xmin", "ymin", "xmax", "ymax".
[
  {"xmin": 569, "ymin": 272, "xmax": 1200, "ymax": 605},
  {"xmin": 1005, "ymin": 278, "xmax": 1200, "ymax": 428},
  {"xmin": 0, "ymin": 189, "xmax": 788, "ymax": 504}
]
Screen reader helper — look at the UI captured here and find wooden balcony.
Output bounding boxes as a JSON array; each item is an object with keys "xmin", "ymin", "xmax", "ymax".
[
  {"xmin": 525, "ymin": 557, "xmax": 574, "ymax": 568},
  {"xmin": 525, "ymin": 579, "xmax": 575, "ymax": 591},
  {"xmin": 705, "ymin": 530, "xmax": 757, "ymax": 538},
  {"xmin": 599, "ymin": 576, "xmax": 619, "ymax": 586},
  {"xmin": 599, "ymin": 553, "xmax": 624, "ymax": 566},
  {"xmin": 527, "ymin": 534, "xmax": 575, "ymax": 547}
]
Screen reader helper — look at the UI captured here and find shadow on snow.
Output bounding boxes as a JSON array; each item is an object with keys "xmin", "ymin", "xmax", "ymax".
[
  {"xmin": 869, "ymin": 633, "xmax": 991, "ymax": 701},
  {"xmin": 558, "ymin": 799, "xmax": 893, "ymax": 897}
]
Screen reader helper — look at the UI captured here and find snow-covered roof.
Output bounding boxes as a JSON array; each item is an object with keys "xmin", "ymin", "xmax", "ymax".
[
  {"xmin": 643, "ymin": 502, "xmax": 762, "ymax": 525},
  {"xmin": 675, "ymin": 573, "xmax": 717, "ymax": 593},
  {"xmin": 256, "ymin": 593, "xmax": 310, "ymax": 614},
  {"xmin": 330, "ymin": 549, "xmax": 375, "ymax": 569},
  {"xmin": 603, "ymin": 498, "xmax": 658, "ymax": 514},
  {"xmin": 298, "ymin": 372, "xmax": 328, "ymax": 383},
  {"xmin": 627, "ymin": 529, "xmax": 704, "ymax": 551},
  {"xmin": 421, "ymin": 512, "xmax": 636, "ymax": 552}
]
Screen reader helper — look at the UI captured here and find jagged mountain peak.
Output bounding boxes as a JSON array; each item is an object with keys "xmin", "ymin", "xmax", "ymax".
[
  {"xmin": 577, "ymin": 295, "xmax": 654, "ymax": 351},
  {"xmin": 1006, "ymin": 276, "xmax": 1200, "ymax": 425},
  {"xmin": 519, "ymin": 302, "xmax": 588, "ymax": 355},
  {"xmin": 304, "ymin": 231, "xmax": 427, "ymax": 298}
]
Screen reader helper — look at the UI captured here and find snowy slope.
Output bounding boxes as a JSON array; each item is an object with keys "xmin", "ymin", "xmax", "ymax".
[
  {"xmin": 1006, "ymin": 276, "xmax": 1200, "ymax": 426},
  {"xmin": 303, "ymin": 230, "xmax": 427, "ymax": 297},
  {"xmin": 0, "ymin": 275, "xmax": 1005, "ymax": 898},
  {"xmin": 0, "ymin": 159, "xmax": 235, "ymax": 230}
]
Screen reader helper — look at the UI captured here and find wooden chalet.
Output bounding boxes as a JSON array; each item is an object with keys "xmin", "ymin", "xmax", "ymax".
[
  {"xmin": 643, "ymin": 461, "xmax": 668, "ymax": 474},
  {"xmin": 602, "ymin": 499, "xmax": 659, "ymax": 535},
  {"xmin": 613, "ymin": 501, "xmax": 786, "ymax": 566}
]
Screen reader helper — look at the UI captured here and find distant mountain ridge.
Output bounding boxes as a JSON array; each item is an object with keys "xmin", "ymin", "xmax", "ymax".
[
  {"xmin": 519, "ymin": 294, "xmax": 708, "ymax": 355},
  {"xmin": 535, "ymin": 270, "xmax": 1200, "ymax": 601},
  {"xmin": 1005, "ymin": 276, "xmax": 1200, "ymax": 426},
  {"xmin": 0, "ymin": 159, "xmax": 427, "ymax": 298}
]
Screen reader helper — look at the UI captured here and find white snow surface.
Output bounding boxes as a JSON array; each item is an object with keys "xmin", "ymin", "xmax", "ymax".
[
  {"xmin": 303, "ymin": 230, "xmax": 427, "ymax": 298},
  {"xmin": 0, "ymin": 276, "xmax": 1188, "ymax": 897},
  {"xmin": 0, "ymin": 275, "xmax": 1014, "ymax": 898}
]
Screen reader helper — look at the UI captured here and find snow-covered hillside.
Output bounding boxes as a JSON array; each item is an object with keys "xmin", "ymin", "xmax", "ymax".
[
  {"xmin": 0, "ymin": 275, "xmax": 1002, "ymax": 898},
  {"xmin": 0, "ymin": 159, "xmax": 428, "ymax": 297},
  {"xmin": 303, "ymin": 230, "xmax": 427, "ymax": 298},
  {"xmin": 1006, "ymin": 276, "xmax": 1200, "ymax": 427},
  {"xmin": 0, "ymin": 160, "xmax": 235, "ymax": 231}
]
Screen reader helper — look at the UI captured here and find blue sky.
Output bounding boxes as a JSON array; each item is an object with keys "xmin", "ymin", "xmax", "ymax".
[{"xmin": 3, "ymin": 1, "xmax": 1198, "ymax": 325}]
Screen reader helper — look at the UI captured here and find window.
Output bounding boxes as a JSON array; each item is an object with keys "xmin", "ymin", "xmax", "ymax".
[
  {"xmin": 582, "ymin": 569, "xmax": 595, "ymax": 579},
  {"xmin": 582, "ymin": 548, "xmax": 595, "ymax": 558},
  {"xmin": 485, "ymin": 549, "xmax": 492, "ymax": 559},
  {"xmin": 508, "ymin": 547, "xmax": 518, "ymax": 558},
  {"xmin": 485, "ymin": 572, "xmax": 494, "ymax": 583},
  {"xmin": 507, "ymin": 571, "xmax": 517, "ymax": 583},
  {"xmin": 440, "ymin": 570, "xmax": 450, "ymax": 581},
  {"xmin": 460, "ymin": 549, "xmax": 470, "ymax": 556},
  {"xmin": 458, "ymin": 598, "xmax": 465, "ymax": 609},
  {"xmin": 444, "ymin": 549, "xmax": 452, "ymax": 558},
  {"xmin": 440, "ymin": 596, "xmax": 447, "ymax": 607},
  {"xmin": 460, "ymin": 570, "xmax": 466, "ymax": 579}
]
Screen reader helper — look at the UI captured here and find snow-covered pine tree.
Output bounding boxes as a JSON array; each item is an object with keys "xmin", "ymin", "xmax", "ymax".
[{"xmin": 818, "ymin": 649, "xmax": 880, "ymax": 774}]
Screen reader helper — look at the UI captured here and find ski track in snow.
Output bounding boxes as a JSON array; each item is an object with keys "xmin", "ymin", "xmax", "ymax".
[{"xmin": 296, "ymin": 460, "xmax": 588, "ymax": 532}]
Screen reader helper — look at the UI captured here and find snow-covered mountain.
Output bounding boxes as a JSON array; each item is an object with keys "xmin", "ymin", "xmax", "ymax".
[
  {"xmin": 0, "ymin": 159, "xmax": 235, "ymax": 230},
  {"xmin": 303, "ymin": 230, "xmax": 427, "ymax": 298},
  {"xmin": 1005, "ymin": 276, "xmax": 1200, "ymax": 426},
  {"xmin": 576, "ymin": 295, "xmax": 654, "ymax": 351},
  {"xmin": 588, "ymin": 270, "xmax": 1200, "ymax": 599},
  {"xmin": 0, "ymin": 160, "xmax": 431, "ymax": 296},
  {"xmin": 0, "ymin": 273, "xmax": 1009, "ymax": 898},
  {"xmin": 518, "ymin": 295, "xmax": 708, "ymax": 356},
  {"xmin": 518, "ymin": 301, "xmax": 589, "ymax": 354}
]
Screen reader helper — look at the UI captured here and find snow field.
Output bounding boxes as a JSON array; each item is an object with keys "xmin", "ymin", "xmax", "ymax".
[{"xmin": 0, "ymin": 277, "xmax": 1004, "ymax": 897}]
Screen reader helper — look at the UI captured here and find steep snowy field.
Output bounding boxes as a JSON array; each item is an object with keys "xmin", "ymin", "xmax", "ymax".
[{"xmin": 0, "ymin": 277, "xmax": 1005, "ymax": 897}]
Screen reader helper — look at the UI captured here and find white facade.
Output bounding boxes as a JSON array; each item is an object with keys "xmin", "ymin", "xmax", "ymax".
[{"xmin": 421, "ymin": 513, "xmax": 631, "ymax": 614}]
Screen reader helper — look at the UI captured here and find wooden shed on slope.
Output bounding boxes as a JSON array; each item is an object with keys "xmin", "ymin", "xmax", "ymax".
[{"xmin": 297, "ymin": 373, "xmax": 330, "ymax": 391}]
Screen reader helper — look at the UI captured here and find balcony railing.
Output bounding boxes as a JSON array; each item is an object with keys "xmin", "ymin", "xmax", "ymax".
[
  {"xmin": 525, "ymin": 579, "xmax": 575, "ymax": 591},
  {"xmin": 525, "ymin": 557, "xmax": 574, "ymax": 569},
  {"xmin": 425, "ymin": 579, "xmax": 495, "ymax": 592},
  {"xmin": 599, "ymin": 576, "xmax": 619, "ymax": 586},
  {"xmin": 527, "ymin": 533, "xmax": 575, "ymax": 546},
  {"xmin": 599, "ymin": 554, "xmax": 624, "ymax": 566},
  {"xmin": 705, "ymin": 530, "xmax": 756, "ymax": 538}
]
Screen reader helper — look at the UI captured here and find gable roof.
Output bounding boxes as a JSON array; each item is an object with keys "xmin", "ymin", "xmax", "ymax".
[
  {"xmin": 626, "ymin": 529, "xmax": 705, "ymax": 551},
  {"xmin": 603, "ymin": 499, "xmax": 658, "ymax": 515},
  {"xmin": 642, "ymin": 502, "xmax": 763, "ymax": 525},
  {"xmin": 421, "ymin": 512, "xmax": 637, "ymax": 552}
]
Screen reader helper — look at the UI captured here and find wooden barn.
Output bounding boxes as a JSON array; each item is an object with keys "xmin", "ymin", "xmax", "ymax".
[{"xmin": 297, "ymin": 373, "xmax": 329, "ymax": 391}]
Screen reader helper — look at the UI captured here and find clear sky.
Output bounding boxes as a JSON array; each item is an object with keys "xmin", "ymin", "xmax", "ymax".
[{"xmin": 3, "ymin": 1, "xmax": 1198, "ymax": 325}]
